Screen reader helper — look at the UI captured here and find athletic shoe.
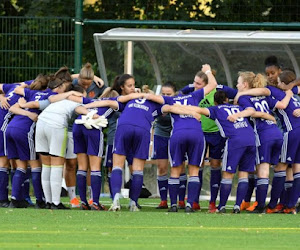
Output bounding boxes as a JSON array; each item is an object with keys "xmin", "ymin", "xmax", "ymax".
[
  {"xmin": 208, "ymin": 202, "xmax": 217, "ymax": 213},
  {"xmin": 249, "ymin": 206, "xmax": 265, "ymax": 214},
  {"xmin": 265, "ymin": 206, "xmax": 282, "ymax": 214},
  {"xmin": 129, "ymin": 203, "xmax": 140, "ymax": 212},
  {"xmin": 0, "ymin": 200, "xmax": 10, "ymax": 208},
  {"xmin": 185, "ymin": 206, "xmax": 195, "ymax": 213},
  {"xmin": 9, "ymin": 199, "xmax": 28, "ymax": 208},
  {"xmin": 274, "ymin": 203, "xmax": 285, "ymax": 213},
  {"xmin": 232, "ymin": 205, "xmax": 240, "ymax": 214},
  {"xmin": 51, "ymin": 203, "xmax": 70, "ymax": 210},
  {"xmin": 283, "ymin": 207, "xmax": 297, "ymax": 214},
  {"xmin": 168, "ymin": 205, "xmax": 178, "ymax": 212},
  {"xmin": 91, "ymin": 203, "xmax": 106, "ymax": 211},
  {"xmin": 70, "ymin": 197, "xmax": 80, "ymax": 208},
  {"xmin": 240, "ymin": 201, "xmax": 250, "ymax": 211},
  {"xmin": 192, "ymin": 202, "xmax": 201, "ymax": 211},
  {"xmin": 80, "ymin": 203, "xmax": 91, "ymax": 210},
  {"xmin": 109, "ymin": 194, "xmax": 121, "ymax": 212},
  {"xmin": 88, "ymin": 199, "xmax": 93, "ymax": 205},
  {"xmin": 136, "ymin": 203, "xmax": 142, "ymax": 209},
  {"xmin": 246, "ymin": 201, "xmax": 258, "ymax": 212},
  {"xmin": 216, "ymin": 206, "xmax": 226, "ymax": 213},
  {"xmin": 178, "ymin": 200, "xmax": 185, "ymax": 209},
  {"xmin": 35, "ymin": 200, "xmax": 46, "ymax": 209},
  {"xmin": 25, "ymin": 197, "xmax": 35, "ymax": 207},
  {"xmin": 45, "ymin": 202, "xmax": 52, "ymax": 209},
  {"xmin": 156, "ymin": 200, "xmax": 168, "ymax": 209}
]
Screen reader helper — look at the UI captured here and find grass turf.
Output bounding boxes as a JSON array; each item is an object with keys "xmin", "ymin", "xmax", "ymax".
[{"xmin": 0, "ymin": 198, "xmax": 300, "ymax": 249}]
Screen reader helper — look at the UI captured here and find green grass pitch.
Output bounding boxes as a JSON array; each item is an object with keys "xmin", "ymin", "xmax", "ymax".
[{"xmin": 1, "ymin": 198, "xmax": 300, "ymax": 249}]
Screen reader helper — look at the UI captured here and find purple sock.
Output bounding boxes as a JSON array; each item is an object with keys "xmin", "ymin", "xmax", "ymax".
[
  {"xmin": 91, "ymin": 171, "xmax": 102, "ymax": 205},
  {"xmin": 157, "ymin": 175, "xmax": 168, "ymax": 201},
  {"xmin": 268, "ymin": 170, "xmax": 286, "ymax": 209},
  {"xmin": 108, "ymin": 172, "xmax": 112, "ymax": 199},
  {"xmin": 283, "ymin": 181, "xmax": 293, "ymax": 206},
  {"xmin": 131, "ymin": 171, "xmax": 143, "ymax": 203},
  {"xmin": 11, "ymin": 168, "xmax": 26, "ymax": 201},
  {"xmin": 235, "ymin": 178, "xmax": 248, "ymax": 207},
  {"xmin": 23, "ymin": 167, "xmax": 31, "ymax": 199},
  {"xmin": 187, "ymin": 176, "xmax": 200, "ymax": 207},
  {"xmin": 77, "ymin": 170, "xmax": 87, "ymax": 205},
  {"xmin": 218, "ymin": 178, "xmax": 232, "ymax": 209},
  {"xmin": 0, "ymin": 167, "xmax": 9, "ymax": 201},
  {"xmin": 31, "ymin": 167, "xmax": 44, "ymax": 201},
  {"xmin": 178, "ymin": 173, "xmax": 187, "ymax": 202},
  {"xmin": 129, "ymin": 175, "xmax": 133, "ymax": 199},
  {"xmin": 195, "ymin": 169, "xmax": 203, "ymax": 203},
  {"xmin": 110, "ymin": 167, "xmax": 123, "ymax": 200},
  {"xmin": 287, "ymin": 173, "xmax": 300, "ymax": 208},
  {"xmin": 256, "ymin": 178, "xmax": 269, "ymax": 208},
  {"xmin": 210, "ymin": 167, "xmax": 221, "ymax": 203},
  {"xmin": 244, "ymin": 174, "xmax": 255, "ymax": 202},
  {"xmin": 168, "ymin": 177, "xmax": 179, "ymax": 206},
  {"xmin": 10, "ymin": 168, "xmax": 15, "ymax": 185}
]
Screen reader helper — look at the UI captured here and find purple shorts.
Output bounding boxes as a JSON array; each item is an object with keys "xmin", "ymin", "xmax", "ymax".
[
  {"xmin": 152, "ymin": 135, "xmax": 169, "ymax": 160},
  {"xmin": 169, "ymin": 129, "xmax": 205, "ymax": 167},
  {"xmin": 104, "ymin": 144, "xmax": 133, "ymax": 167},
  {"xmin": 222, "ymin": 141, "xmax": 256, "ymax": 173},
  {"xmin": 281, "ymin": 127, "xmax": 300, "ymax": 164},
  {"xmin": 6, "ymin": 125, "xmax": 37, "ymax": 161},
  {"xmin": 113, "ymin": 124, "xmax": 150, "ymax": 160},
  {"xmin": 257, "ymin": 139, "xmax": 283, "ymax": 165},
  {"xmin": 204, "ymin": 131, "xmax": 226, "ymax": 160},
  {"xmin": 73, "ymin": 123, "xmax": 104, "ymax": 157}
]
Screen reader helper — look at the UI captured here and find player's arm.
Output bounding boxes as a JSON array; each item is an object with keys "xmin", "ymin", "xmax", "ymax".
[
  {"xmin": 75, "ymin": 106, "xmax": 99, "ymax": 119},
  {"xmin": 252, "ymin": 111, "xmax": 276, "ymax": 123},
  {"xmin": 0, "ymin": 94, "xmax": 10, "ymax": 110},
  {"xmin": 9, "ymin": 103, "xmax": 38, "ymax": 122},
  {"xmin": 144, "ymin": 94, "xmax": 164, "ymax": 104},
  {"xmin": 278, "ymin": 78, "xmax": 300, "ymax": 91},
  {"xmin": 84, "ymin": 100, "xmax": 118, "ymax": 110},
  {"xmin": 227, "ymin": 108, "xmax": 255, "ymax": 122},
  {"xmin": 202, "ymin": 64, "xmax": 218, "ymax": 96},
  {"xmin": 117, "ymin": 93, "xmax": 146, "ymax": 103},
  {"xmin": 48, "ymin": 91, "xmax": 83, "ymax": 103},
  {"xmin": 168, "ymin": 104, "xmax": 209, "ymax": 119},
  {"xmin": 234, "ymin": 88, "xmax": 271, "ymax": 104},
  {"xmin": 72, "ymin": 74, "xmax": 105, "ymax": 88},
  {"xmin": 275, "ymin": 89, "xmax": 293, "ymax": 109}
]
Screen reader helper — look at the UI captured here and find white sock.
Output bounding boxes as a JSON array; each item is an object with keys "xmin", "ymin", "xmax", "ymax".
[
  {"xmin": 88, "ymin": 186, "xmax": 93, "ymax": 200},
  {"xmin": 67, "ymin": 186, "xmax": 76, "ymax": 200},
  {"xmin": 50, "ymin": 165, "xmax": 63, "ymax": 206},
  {"xmin": 41, "ymin": 165, "xmax": 52, "ymax": 204}
]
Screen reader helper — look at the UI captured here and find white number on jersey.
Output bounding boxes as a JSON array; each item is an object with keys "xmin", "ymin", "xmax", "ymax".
[{"xmin": 224, "ymin": 107, "xmax": 244, "ymax": 122}]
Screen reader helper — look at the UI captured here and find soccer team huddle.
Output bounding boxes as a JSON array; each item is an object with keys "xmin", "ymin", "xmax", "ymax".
[{"xmin": 1, "ymin": 55, "xmax": 300, "ymax": 214}]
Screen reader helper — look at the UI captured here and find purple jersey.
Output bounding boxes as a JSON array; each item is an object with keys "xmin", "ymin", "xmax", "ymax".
[
  {"xmin": 163, "ymin": 88, "xmax": 204, "ymax": 132},
  {"xmin": 208, "ymin": 104, "xmax": 255, "ymax": 149},
  {"xmin": 238, "ymin": 95, "xmax": 282, "ymax": 143},
  {"xmin": 267, "ymin": 86, "xmax": 300, "ymax": 132},
  {"xmin": 117, "ymin": 98, "xmax": 163, "ymax": 132},
  {"xmin": 8, "ymin": 88, "xmax": 57, "ymax": 129},
  {"xmin": 0, "ymin": 84, "xmax": 22, "ymax": 120}
]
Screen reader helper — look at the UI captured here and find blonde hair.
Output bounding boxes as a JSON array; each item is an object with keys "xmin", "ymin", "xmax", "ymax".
[
  {"xmin": 79, "ymin": 62, "xmax": 94, "ymax": 80},
  {"xmin": 142, "ymin": 85, "xmax": 154, "ymax": 94},
  {"xmin": 29, "ymin": 74, "xmax": 50, "ymax": 90},
  {"xmin": 100, "ymin": 87, "xmax": 119, "ymax": 98},
  {"xmin": 238, "ymin": 71, "xmax": 266, "ymax": 89}
]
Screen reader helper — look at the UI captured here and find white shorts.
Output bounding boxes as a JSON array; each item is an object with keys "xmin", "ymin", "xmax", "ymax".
[
  {"xmin": 65, "ymin": 131, "xmax": 77, "ymax": 159},
  {"xmin": 35, "ymin": 120, "xmax": 68, "ymax": 158}
]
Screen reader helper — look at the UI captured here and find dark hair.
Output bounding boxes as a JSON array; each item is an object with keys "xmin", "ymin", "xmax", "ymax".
[
  {"xmin": 68, "ymin": 84, "xmax": 85, "ymax": 94},
  {"xmin": 279, "ymin": 70, "xmax": 296, "ymax": 85},
  {"xmin": 29, "ymin": 74, "xmax": 50, "ymax": 90},
  {"xmin": 214, "ymin": 90, "xmax": 228, "ymax": 105},
  {"xmin": 47, "ymin": 75, "xmax": 66, "ymax": 90},
  {"xmin": 111, "ymin": 74, "xmax": 134, "ymax": 95},
  {"xmin": 162, "ymin": 81, "xmax": 177, "ymax": 92},
  {"xmin": 265, "ymin": 55, "xmax": 280, "ymax": 69},
  {"xmin": 55, "ymin": 66, "xmax": 72, "ymax": 82}
]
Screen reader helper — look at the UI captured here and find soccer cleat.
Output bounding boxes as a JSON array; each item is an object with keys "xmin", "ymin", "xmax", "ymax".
[
  {"xmin": 185, "ymin": 206, "xmax": 195, "ymax": 213},
  {"xmin": 109, "ymin": 203, "xmax": 121, "ymax": 211},
  {"xmin": 208, "ymin": 201, "xmax": 217, "ymax": 213},
  {"xmin": 88, "ymin": 199, "xmax": 93, "ymax": 205},
  {"xmin": 192, "ymin": 202, "xmax": 201, "ymax": 211},
  {"xmin": 129, "ymin": 203, "xmax": 140, "ymax": 212},
  {"xmin": 45, "ymin": 202, "xmax": 52, "ymax": 209},
  {"xmin": 232, "ymin": 208, "xmax": 240, "ymax": 214},
  {"xmin": 9, "ymin": 199, "xmax": 28, "ymax": 208},
  {"xmin": 156, "ymin": 200, "xmax": 168, "ymax": 209},
  {"xmin": 80, "ymin": 203, "xmax": 91, "ymax": 210},
  {"xmin": 136, "ymin": 203, "xmax": 142, "ymax": 209},
  {"xmin": 178, "ymin": 200, "xmax": 185, "ymax": 209},
  {"xmin": 246, "ymin": 201, "xmax": 258, "ymax": 212},
  {"xmin": 91, "ymin": 203, "xmax": 106, "ymax": 211},
  {"xmin": 25, "ymin": 197, "xmax": 35, "ymax": 207},
  {"xmin": 265, "ymin": 206, "xmax": 282, "ymax": 214},
  {"xmin": 240, "ymin": 201, "xmax": 250, "ymax": 211},
  {"xmin": 70, "ymin": 197, "xmax": 80, "ymax": 208},
  {"xmin": 35, "ymin": 200, "xmax": 46, "ymax": 209},
  {"xmin": 51, "ymin": 203, "xmax": 70, "ymax": 210},
  {"xmin": 249, "ymin": 206, "xmax": 265, "ymax": 214},
  {"xmin": 168, "ymin": 205, "xmax": 178, "ymax": 212},
  {"xmin": 0, "ymin": 200, "xmax": 10, "ymax": 208},
  {"xmin": 274, "ymin": 203, "xmax": 284, "ymax": 213},
  {"xmin": 283, "ymin": 207, "xmax": 297, "ymax": 214},
  {"xmin": 216, "ymin": 206, "xmax": 226, "ymax": 213}
]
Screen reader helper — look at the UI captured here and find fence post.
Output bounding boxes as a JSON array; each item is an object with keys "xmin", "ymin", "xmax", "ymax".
[{"xmin": 74, "ymin": 0, "xmax": 83, "ymax": 73}]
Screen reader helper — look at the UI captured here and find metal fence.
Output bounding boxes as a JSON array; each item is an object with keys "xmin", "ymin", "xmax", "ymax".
[{"xmin": 0, "ymin": 17, "xmax": 74, "ymax": 83}]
